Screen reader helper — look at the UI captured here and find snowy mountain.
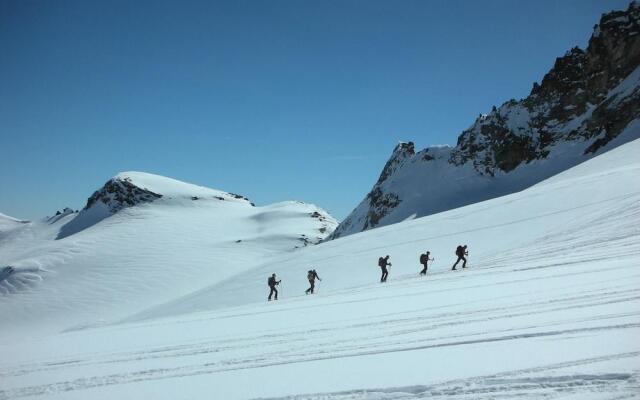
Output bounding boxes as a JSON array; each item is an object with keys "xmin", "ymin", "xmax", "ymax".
[
  {"xmin": 330, "ymin": 2, "xmax": 640, "ymax": 239},
  {"xmin": 56, "ymin": 171, "xmax": 255, "ymax": 239},
  {"xmin": 1, "ymin": 136, "xmax": 638, "ymax": 399},
  {"xmin": 1, "ymin": 5, "xmax": 639, "ymax": 398},
  {"xmin": 0, "ymin": 171, "xmax": 337, "ymax": 335}
]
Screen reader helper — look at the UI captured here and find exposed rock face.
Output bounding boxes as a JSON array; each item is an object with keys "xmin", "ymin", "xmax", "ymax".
[
  {"xmin": 357, "ymin": 142, "xmax": 414, "ymax": 230},
  {"xmin": 330, "ymin": 3, "xmax": 640, "ymax": 240},
  {"xmin": 56, "ymin": 176, "xmax": 165, "ymax": 239},
  {"xmin": 308, "ymin": 210, "xmax": 338, "ymax": 236},
  {"xmin": 451, "ymin": 2, "xmax": 640, "ymax": 175},
  {"xmin": 376, "ymin": 142, "xmax": 416, "ymax": 184},
  {"xmin": 85, "ymin": 177, "xmax": 163, "ymax": 214},
  {"xmin": 296, "ymin": 210, "xmax": 338, "ymax": 246}
]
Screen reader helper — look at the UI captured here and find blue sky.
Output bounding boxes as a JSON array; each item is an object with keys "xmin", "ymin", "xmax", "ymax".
[{"xmin": 0, "ymin": 0, "xmax": 630, "ymax": 220}]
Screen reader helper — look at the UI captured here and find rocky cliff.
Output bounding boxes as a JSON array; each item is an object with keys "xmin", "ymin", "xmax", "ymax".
[{"xmin": 330, "ymin": 2, "xmax": 640, "ymax": 239}]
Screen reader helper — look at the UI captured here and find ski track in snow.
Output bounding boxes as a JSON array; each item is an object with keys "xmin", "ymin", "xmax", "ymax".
[
  {"xmin": 1, "ymin": 256, "xmax": 639, "ymax": 399},
  {"xmin": 259, "ymin": 360, "xmax": 640, "ymax": 400}
]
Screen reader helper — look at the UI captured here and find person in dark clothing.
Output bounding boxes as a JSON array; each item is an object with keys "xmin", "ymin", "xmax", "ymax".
[
  {"xmin": 378, "ymin": 255, "xmax": 392, "ymax": 282},
  {"xmin": 419, "ymin": 251, "xmax": 433, "ymax": 275},
  {"xmin": 305, "ymin": 269, "xmax": 321, "ymax": 294},
  {"xmin": 452, "ymin": 245, "xmax": 468, "ymax": 270},
  {"xmin": 268, "ymin": 273, "xmax": 281, "ymax": 301}
]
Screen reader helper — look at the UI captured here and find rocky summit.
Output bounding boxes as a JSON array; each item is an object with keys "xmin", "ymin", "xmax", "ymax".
[
  {"xmin": 330, "ymin": 2, "xmax": 640, "ymax": 239},
  {"xmin": 85, "ymin": 176, "xmax": 163, "ymax": 214}
]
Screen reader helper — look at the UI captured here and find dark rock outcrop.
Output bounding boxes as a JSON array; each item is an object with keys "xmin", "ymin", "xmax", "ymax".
[
  {"xmin": 85, "ymin": 177, "xmax": 162, "ymax": 213},
  {"xmin": 330, "ymin": 3, "xmax": 640, "ymax": 239},
  {"xmin": 450, "ymin": 2, "xmax": 640, "ymax": 175}
]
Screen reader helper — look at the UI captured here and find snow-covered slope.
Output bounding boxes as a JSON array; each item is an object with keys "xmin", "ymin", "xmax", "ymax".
[
  {"xmin": 1, "ymin": 136, "xmax": 638, "ymax": 399},
  {"xmin": 0, "ymin": 171, "xmax": 337, "ymax": 336},
  {"xmin": 330, "ymin": 2, "xmax": 640, "ymax": 239},
  {"xmin": 0, "ymin": 212, "xmax": 27, "ymax": 232},
  {"xmin": 0, "ymin": 212, "xmax": 24, "ymax": 224}
]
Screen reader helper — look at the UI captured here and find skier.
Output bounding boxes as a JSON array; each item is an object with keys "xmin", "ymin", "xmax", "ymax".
[
  {"xmin": 452, "ymin": 245, "xmax": 468, "ymax": 270},
  {"xmin": 267, "ymin": 273, "xmax": 281, "ymax": 301},
  {"xmin": 419, "ymin": 251, "xmax": 434, "ymax": 275},
  {"xmin": 378, "ymin": 255, "xmax": 392, "ymax": 282},
  {"xmin": 305, "ymin": 269, "xmax": 321, "ymax": 294}
]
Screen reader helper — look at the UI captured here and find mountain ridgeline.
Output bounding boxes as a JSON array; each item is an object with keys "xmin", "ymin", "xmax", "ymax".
[
  {"xmin": 329, "ymin": 2, "xmax": 640, "ymax": 239},
  {"xmin": 54, "ymin": 171, "xmax": 336, "ymax": 241}
]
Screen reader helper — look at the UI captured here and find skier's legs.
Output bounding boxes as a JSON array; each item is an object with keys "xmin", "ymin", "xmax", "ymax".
[
  {"xmin": 306, "ymin": 280, "xmax": 315, "ymax": 294},
  {"xmin": 452, "ymin": 257, "xmax": 462, "ymax": 270},
  {"xmin": 268, "ymin": 286, "xmax": 275, "ymax": 300},
  {"xmin": 274, "ymin": 287, "xmax": 278, "ymax": 300},
  {"xmin": 420, "ymin": 264, "xmax": 427, "ymax": 275},
  {"xmin": 462, "ymin": 256, "xmax": 467, "ymax": 268}
]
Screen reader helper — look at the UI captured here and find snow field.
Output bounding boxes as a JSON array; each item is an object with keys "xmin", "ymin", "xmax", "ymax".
[
  {"xmin": 0, "ymin": 140, "xmax": 638, "ymax": 399},
  {"xmin": 0, "ymin": 183, "xmax": 336, "ymax": 337}
]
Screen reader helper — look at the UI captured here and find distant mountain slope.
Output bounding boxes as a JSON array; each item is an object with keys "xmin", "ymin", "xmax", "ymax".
[
  {"xmin": 0, "ymin": 172, "xmax": 336, "ymax": 335},
  {"xmin": 330, "ymin": 2, "xmax": 640, "ymax": 239}
]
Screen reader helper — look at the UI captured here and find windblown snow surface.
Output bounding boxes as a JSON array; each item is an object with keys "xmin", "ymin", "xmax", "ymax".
[{"xmin": 1, "ymin": 140, "xmax": 640, "ymax": 399}]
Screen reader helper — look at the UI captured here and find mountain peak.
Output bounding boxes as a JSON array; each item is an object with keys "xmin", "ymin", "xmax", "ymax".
[
  {"xmin": 330, "ymin": 3, "xmax": 640, "ymax": 239},
  {"xmin": 57, "ymin": 172, "xmax": 253, "ymax": 239},
  {"xmin": 85, "ymin": 173, "xmax": 163, "ymax": 214},
  {"xmin": 375, "ymin": 141, "xmax": 416, "ymax": 186}
]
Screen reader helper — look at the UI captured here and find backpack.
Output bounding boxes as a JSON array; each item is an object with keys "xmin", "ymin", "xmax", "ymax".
[
  {"xmin": 268, "ymin": 276, "xmax": 275, "ymax": 286},
  {"xmin": 378, "ymin": 257, "xmax": 385, "ymax": 267},
  {"xmin": 456, "ymin": 246, "xmax": 463, "ymax": 256},
  {"xmin": 307, "ymin": 271, "xmax": 314, "ymax": 280},
  {"xmin": 420, "ymin": 254, "xmax": 427, "ymax": 264}
]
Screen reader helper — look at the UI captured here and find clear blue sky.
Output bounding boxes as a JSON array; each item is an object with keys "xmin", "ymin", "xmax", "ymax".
[{"xmin": 0, "ymin": 0, "xmax": 629, "ymax": 221}]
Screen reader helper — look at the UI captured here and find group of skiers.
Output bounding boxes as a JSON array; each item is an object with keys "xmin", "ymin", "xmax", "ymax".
[
  {"xmin": 267, "ymin": 245, "xmax": 469, "ymax": 301},
  {"xmin": 267, "ymin": 269, "xmax": 322, "ymax": 301},
  {"xmin": 377, "ymin": 245, "xmax": 468, "ymax": 283}
]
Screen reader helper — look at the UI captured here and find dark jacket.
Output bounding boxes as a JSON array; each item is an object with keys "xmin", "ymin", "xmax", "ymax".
[{"xmin": 307, "ymin": 270, "xmax": 321, "ymax": 281}]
